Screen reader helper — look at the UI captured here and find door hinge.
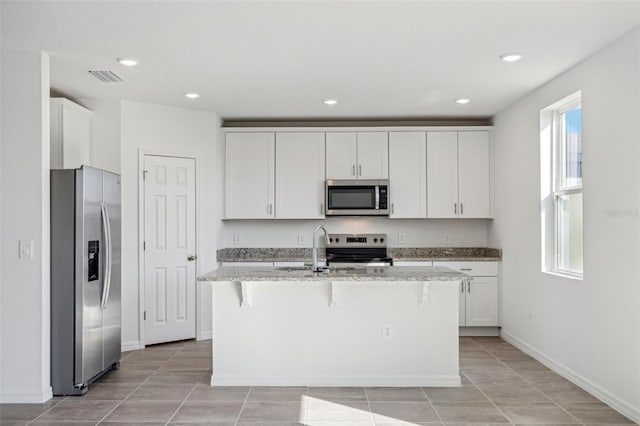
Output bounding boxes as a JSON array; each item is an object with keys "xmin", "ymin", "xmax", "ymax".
[{"xmin": 143, "ymin": 311, "xmax": 146, "ymax": 321}]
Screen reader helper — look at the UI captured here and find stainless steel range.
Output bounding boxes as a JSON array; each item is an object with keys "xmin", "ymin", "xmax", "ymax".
[{"xmin": 326, "ymin": 233, "xmax": 393, "ymax": 266}]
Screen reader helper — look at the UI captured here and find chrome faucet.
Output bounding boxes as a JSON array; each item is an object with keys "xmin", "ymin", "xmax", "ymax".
[{"xmin": 312, "ymin": 225, "xmax": 330, "ymax": 272}]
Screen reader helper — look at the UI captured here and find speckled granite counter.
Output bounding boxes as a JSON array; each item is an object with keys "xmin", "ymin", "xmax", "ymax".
[
  {"xmin": 199, "ymin": 265, "xmax": 470, "ymax": 282},
  {"xmin": 216, "ymin": 247, "xmax": 501, "ymax": 263}
]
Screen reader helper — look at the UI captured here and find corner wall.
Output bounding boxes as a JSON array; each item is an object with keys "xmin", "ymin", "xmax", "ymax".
[
  {"xmin": 0, "ymin": 51, "xmax": 52, "ymax": 402},
  {"xmin": 489, "ymin": 28, "xmax": 640, "ymax": 421},
  {"xmin": 120, "ymin": 101, "xmax": 220, "ymax": 349}
]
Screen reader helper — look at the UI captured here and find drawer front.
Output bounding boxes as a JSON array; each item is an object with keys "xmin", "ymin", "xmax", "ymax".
[{"xmin": 433, "ymin": 261, "xmax": 497, "ymax": 276}]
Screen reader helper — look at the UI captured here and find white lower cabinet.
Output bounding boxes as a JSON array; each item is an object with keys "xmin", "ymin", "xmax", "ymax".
[{"xmin": 433, "ymin": 261, "xmax": 498, "ymax": 327}]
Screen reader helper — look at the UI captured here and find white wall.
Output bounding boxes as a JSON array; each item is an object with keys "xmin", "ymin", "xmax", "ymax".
[
  {"xmin": 0, "ymin": 51, "xmax": 52, "ymax": 402},
  {"xmin": 489, "ymin": 28, "xmax": 640, "ymax": 422},
  {"xmin": 222, "ymin": 218, "xmax": 489, "ymax": 248},
  {"xmin": 120, "ymin": 100, "xmax": 220, "ymax": 349},
  {"xmin": 80, "ymin": 98, "xmax": 121, "ymax": 174}
]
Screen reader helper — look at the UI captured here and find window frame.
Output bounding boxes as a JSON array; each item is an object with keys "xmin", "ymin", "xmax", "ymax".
[{"xmin": 551, "ymin": 97, "xmax": 583, "ymax": 278}]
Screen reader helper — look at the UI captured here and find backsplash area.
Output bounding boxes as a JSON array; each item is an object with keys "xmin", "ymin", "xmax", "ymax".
[{"xmin": 220, "ymin": 217, "xmax": 490, "ymax": 248}]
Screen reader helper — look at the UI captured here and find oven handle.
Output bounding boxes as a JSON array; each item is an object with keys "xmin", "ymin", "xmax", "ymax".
[{"xmin": 375, "ymin": 185, "xmax": 380, "ymax": 210}]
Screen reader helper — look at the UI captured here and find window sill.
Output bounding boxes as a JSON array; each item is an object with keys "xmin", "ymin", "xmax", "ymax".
[{"xmin": 543, "ymin": 269, "xmax": 583, "ymax": 281}]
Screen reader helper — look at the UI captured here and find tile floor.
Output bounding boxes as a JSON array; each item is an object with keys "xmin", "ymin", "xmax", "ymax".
[{"xmin": 0, "ymin": 337, "xmax": 635, "ymax": 425}]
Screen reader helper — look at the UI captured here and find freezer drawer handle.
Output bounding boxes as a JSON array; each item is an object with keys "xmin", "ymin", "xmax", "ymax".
[{"xmin": 100, "ymin": 202, "xmax": 113, "ymax": 310}]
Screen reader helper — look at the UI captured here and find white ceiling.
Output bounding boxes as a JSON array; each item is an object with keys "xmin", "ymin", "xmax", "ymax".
[{"xmin": 2, "ymin": 1, "xmax": 639, "ymax": 120}]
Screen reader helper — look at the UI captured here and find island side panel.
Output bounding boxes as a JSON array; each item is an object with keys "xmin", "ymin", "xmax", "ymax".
[{"xmin": 210, "ymin": 280, "xmax": 460, "ymax": 387}]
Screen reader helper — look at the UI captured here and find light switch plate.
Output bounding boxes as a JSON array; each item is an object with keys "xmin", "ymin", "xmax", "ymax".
[{"xmin": 19, "ymin": 240, "xmax": 33, "ymax": 260}]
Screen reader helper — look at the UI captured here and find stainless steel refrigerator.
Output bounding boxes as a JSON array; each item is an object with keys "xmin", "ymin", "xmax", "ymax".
[{"xmin": 51, "ymin": 166, "xmax": 121, "ymax": 395}]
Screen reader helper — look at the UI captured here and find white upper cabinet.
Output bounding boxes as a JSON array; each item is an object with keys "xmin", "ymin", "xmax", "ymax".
[
  {"xmin": 50, "ymin": 98, "xmax": 92, "ymax": 169},
  {"xmin": 458, "ymin": 131, "xmax": 491, "ymax": 218},
  {"xmin": 326, "ymin": 132, "xmax": 357, "ymax": 179},
  {"xmin": 275, "ymin": 132, "xmax": 325, "ymax": 219},
  {"xmin": 388, "ymin": 132, "xmax": 426, "ymax": 218},
  {"xmin": 427, "ymin": 131, "xmax": 492, "ymax": 218},
  {"xmin": 225, "ymin": 132, "xmax": 275, "ymax": 219},
  {"xmin": 356, "ymin": 132, "xmax": 389, "ymax": 179},
  {"xmin": 326, "ymin": 132, "xmax": 388, "ymax": 179},
  {"xmin": 427, "ymin": 132, "xmax": 459, "ymax": 218}
]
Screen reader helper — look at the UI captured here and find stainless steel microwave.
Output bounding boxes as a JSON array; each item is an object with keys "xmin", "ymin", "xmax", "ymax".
[{"xmin": 325, "ymin": 179, "xmax": 389, "ymax": 216}]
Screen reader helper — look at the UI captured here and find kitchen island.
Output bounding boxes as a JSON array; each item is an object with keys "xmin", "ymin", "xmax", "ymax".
[{"xmin": 199, "ymin": 266, "xmax": 470, "ymax": 387}]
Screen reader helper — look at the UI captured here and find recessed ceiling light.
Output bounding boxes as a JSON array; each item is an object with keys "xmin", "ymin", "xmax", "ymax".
[
  {"xmin": 455, "ymin": 98, "xmax": 470, "ymax": 105},
  {"xmin": 500, "ymin": 53, "xmax": 523, "ymax": 62},
  {"xmin": 323, "ymin": 99, "xmax": 338, "ymax": 106},
  {"xmin": 117, "ymin": 58, "xmax": 138, "ymax": 67},
  {"xmin": 184, "ymin": 92, "xmax": 200, "ymax": 99}
]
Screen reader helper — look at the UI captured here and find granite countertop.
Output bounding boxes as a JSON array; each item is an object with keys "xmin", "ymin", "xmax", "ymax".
[
  {"xmin": 198, "ymin": 265, "xmax": 471, "ymax": 282},
  {"xmin": 217, "ymin": 247, "xmax": 501, "ymax": 263}
]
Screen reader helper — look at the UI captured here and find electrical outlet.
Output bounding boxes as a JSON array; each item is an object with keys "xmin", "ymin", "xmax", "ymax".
[
  {"xmin": 382, "ymin": 322, "xmax": 393, "ymax": 340},
  {"xmin": 444, "ymin": 233, "xmax": 452, "ymax": 245},
  {"xmin": 233, "ymin": 233, "xmax": 241, "ymax": 245},
  {"xmin": 298, "ymin": 233, "xmax": 305, "ymax": 246},
  {"xmin": 397, "ymin": 233, "xmax": 406, "ymax": 245}
]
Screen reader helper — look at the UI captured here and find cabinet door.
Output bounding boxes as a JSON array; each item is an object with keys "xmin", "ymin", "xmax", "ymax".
[
  {"xmin": 458, "ymin": 131, "xmax": 491, "ymax": 218},
  {"xmin": 388, "ymin": 132, "xmax": 426, "ymax": 218},
  {"xmin": 356, "ymin": 132, "xmax": 388, "ymax": 179},
  {"xmin": 427, "ymin": 132, "xmax": 459, "ymax": 218},
  {"xmin": 465, "ymin": 277, "xmax": 498, "ymax": 326},
  {"xmin": 61, "ymin": 104, "xmax": 91, "ymax": 169},
  {"xmin": 275, "ymin": 132, "xmax": 325, "ymax": 219},
  {"xmin": 326, "ymin": 132, "xmax": 357, "ymax": 179},
  {"xmin": 459, "ymin": 281, "xmax": 466, "ymax": 326},
  {"xmin": 225, "ymin": 132, "xmax": 275, "ymax": 219}
]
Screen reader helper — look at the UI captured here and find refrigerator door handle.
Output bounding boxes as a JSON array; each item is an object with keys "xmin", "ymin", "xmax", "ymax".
[{"xmin": 100, "ymin": 202, "xmax": 112, "ymax": 309}]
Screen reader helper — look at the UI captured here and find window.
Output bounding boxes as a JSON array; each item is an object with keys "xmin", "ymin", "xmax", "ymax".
[{"xmin": 541, "ymin": 92, "xmax": 583, "ymax": 278}]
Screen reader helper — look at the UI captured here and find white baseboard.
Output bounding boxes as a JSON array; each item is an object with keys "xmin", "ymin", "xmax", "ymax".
[
  {"xmin": 121, "ymin": 340, "xmax": 143, "ymax": 352},
  {"xmin": 0, "ymin": 386, "xmax": 53, "ymax": 403},
  {"xmin": 459, "ymin": 326, "xmax": 500, "ymax": 336},
  {"xmin": 501, "ymin": 330, "xmax": 640, "ymax": 424},
  {"xmin": 210, "ymin": 375, "xmax": 461, "ymax": 387},
  {"xmin": 197, "ymin": 331, "xmax": 212, "ymax": 341}
]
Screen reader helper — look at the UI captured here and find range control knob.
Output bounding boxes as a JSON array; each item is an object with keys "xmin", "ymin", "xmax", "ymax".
[
  {"xmin": 335, "ymin": 238, "xmax": 340, "ymax": 243},
  {"xmin": 329, "ymin": 238, "xmax": 333, "ymax": 243},
  {"xmin": 380, "ymin": 238, "xmax": 385, "ymax": 243},
  {"xmin": 373, "ymin": 238, "xmax": 378, "ymax": 243}
]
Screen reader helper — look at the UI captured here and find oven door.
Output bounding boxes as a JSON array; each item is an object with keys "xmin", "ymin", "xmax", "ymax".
[{"xmin": 326, "ymin": 180, "xmax": 388, "ymax": 216}]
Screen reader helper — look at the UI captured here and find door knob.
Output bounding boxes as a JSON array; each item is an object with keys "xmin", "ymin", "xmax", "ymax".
[{"xmin": 187, "ymin": 255, "xmax": 197, "ymax": 261}]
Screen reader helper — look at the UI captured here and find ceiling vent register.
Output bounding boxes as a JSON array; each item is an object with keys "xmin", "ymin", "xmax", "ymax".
[{"xmin": 88, "ymin": 70, "xmax": 123, "ymax": 83}]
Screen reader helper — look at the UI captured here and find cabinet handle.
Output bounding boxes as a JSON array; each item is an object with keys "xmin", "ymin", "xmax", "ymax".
[
  {"xmin": 358, "ymin": 164, "xmax": 362, "ymax": 176},
  {"xmin": 461, "ymin": 203, "xmax": 464, "ymax": 215},
  {"xmin": 461, "ymin": 282, "xmax": 464, "ymax": 293},
  {"xmin": 467, "ymin": 281, "xmax": 471, "ymax": 292},
  {"xmin": 460, "ymin": 268, "xmax": 472, "ymax": 271},
  {"xmin": 454, "ymin": 203, "xmax": 457, "ymax": 214},
  {"xmin": 391, "ymin": 203, "xmax": 394, "ymax": 214},
  {"xmin": 352, "ymin": 165, "xmax": 356, "ymax": 176},
  {"xmin": 268, "ymin": 203, "xmax": 273, "ymax": 215}
]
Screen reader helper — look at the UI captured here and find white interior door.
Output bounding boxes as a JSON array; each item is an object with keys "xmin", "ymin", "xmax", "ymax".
[{"xmin": 144, "ymin": 155, "xmax": 196, "ymax": 345}]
